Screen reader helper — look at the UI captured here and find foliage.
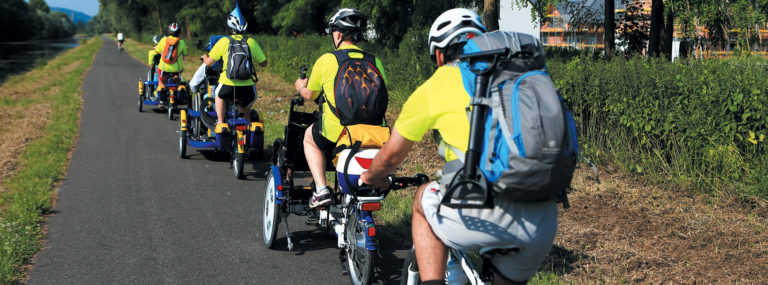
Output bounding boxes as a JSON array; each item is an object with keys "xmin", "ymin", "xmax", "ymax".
[
  {"xmin": 0, "ymin": 0, "xmax": 76, "ymax": 41},
  {"xmin": 549, "ymin": 55, "xmax": 768, "ymax": 197},
  {"xmin": 616, "ymin": 0, "xmax": 650, "ymax": 56}
]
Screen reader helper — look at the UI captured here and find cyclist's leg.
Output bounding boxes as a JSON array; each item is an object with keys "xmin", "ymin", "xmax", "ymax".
[
  {"xmin": 214, "ymin": 84, "xmax": 228, "ymax": 125},
  {"xmin": 303, "ymin": 125, "xmax": 328, "ymax": 188},
  {"xmin": 412, "ymin": 182, "xmax": 448, "ymax": 282}
]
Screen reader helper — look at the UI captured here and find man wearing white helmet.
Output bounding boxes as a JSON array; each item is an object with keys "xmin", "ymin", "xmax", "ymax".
[
  {"xmin": 202, "ymin": 2, "xmax": 268, "ymax": 133},
  {"xmin": 361, "ymin": 8, "xmax": 558, "ymax": 284},
  {"xmin": 294, "ymin": 8, "xmax": 388, "ymax": 208}
]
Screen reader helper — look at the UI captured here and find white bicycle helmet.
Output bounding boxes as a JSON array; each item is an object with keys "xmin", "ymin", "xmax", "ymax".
[
  {"xmin": 227, "ymin": 2, "xmax": 248, "ymax": 34},
  {"xmin": 168, "ymin": 23, "xmax": 181, "ymax": 36},
  {"xmin": 327, "ymin": 8, "xmax": 367, "ymax": 32},
  {"xmin": 428, "ymin": 8, "xmax": 486, "ymax": 56}
]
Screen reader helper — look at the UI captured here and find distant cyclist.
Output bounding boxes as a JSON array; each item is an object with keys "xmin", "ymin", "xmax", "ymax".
[
  {"xmin": 154, "ymin": 23, "xmax": 189, "ymax": 104},
  {"xmin": 293, "ymin": 8, "xmax": 388, "ymax": 208},
  {"xmin": 201, "ymin": 2, "xmax": 267, "ymax": 133},
  {"xmin": 117, "ymin": 32, "xmax": 124, "ymax": 50},
  {"xmin": 361, "ymin": 8, "xmax": 558, "ymax": 284}
]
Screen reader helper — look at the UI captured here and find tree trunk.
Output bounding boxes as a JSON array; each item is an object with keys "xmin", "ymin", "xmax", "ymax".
[
  {"xmin": 662, "ymin": 6, "xmax": 674, "ymax": 60},
  {"xmin": 185, "ymin": 15, "xmax": 191, "ymax": 39},
  {"xmin": 649, "ymin": 0, "xmax": 664, "ymax": 57},
  {"xmin": 155, "ymin": 0, "xmax": 163, "ymax": 35},
  {"xmin": 483, "ymin": 0, "xmax": 500, "ymax": 32},
  {"xmin": 604, "ymin": 0, "xmax": 615, "ymax": 54}
]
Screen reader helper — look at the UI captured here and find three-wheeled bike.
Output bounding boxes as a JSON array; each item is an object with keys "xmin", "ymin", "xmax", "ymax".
[
  {"xmin": 262, "ymin": 67, "xmax": 427, "ymax": 285},
  {"xmin": 178, "ymin": 36, "xmax": 264, "ymax": 179}
]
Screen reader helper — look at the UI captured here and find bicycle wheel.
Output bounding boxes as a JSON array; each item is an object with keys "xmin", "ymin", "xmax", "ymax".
[
  {"xmin": 179, "ymin": 129, "xmax": 187, "ymax": 159},
  {"xmin": 138, "ymin": 94, "xmax": 144, "ymax": 112},
  {"xmin": 345, "ymin": 207, "xmax": 374, "ymax": 285},
  {"xmin": 400, "ymin": 248, "xmax": 420, "ymax": 285},
  {"xmin": 263, "ymin": 168, "xmax": 280, "ymax": 248},
  {"xmin": 168, "ymin": 105, "xmax": 174, "ymax": 120},
  {"xmin": 233, "ymin": 152, "xmax": 244, "ymax": 179}
]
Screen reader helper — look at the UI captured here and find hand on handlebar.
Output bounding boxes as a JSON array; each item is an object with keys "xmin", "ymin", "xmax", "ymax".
[{"xmin": 360, "ymin": 171, "xmax": 391, "ymax": 191}]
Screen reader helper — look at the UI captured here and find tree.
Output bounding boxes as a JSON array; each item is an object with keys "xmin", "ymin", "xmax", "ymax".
[
  {"xmin": 648, "ymin": 0, "xmax": 664, "ymax": 57},
  {"xmin": 29, "ymin": 0, "xmax": 49, "ymax": 13},
  {"xmin": 483, "ymin": 0, "xmax": 499, "ymax": 31},
  {"xmin": 617, "ymin": 0, "xmax": 650, "ymax": 56},
  {"xmin": 604, "ymin": 0, "xmax": 615, "ymax": 54}
]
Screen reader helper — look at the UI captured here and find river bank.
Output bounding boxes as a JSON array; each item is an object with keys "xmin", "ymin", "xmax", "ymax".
[
  {"xmin": 0, "ymin": 37, "xmax": 85, "ymax": 85},
  {"xmin": 0, "ymin": 36, "xmax": 102, "ymax": 284}
]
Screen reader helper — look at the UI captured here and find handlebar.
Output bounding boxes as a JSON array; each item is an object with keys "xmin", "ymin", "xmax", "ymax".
[
  {"xmin": 292, "ymin": 65, "xmax": 308, "ymax": 107},
  {"xmin": 355, "ymin": 173, "xmax": 429, "ymax": 198}
]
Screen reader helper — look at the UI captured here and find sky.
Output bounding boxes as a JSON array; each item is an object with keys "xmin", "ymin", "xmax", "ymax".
[
  {"xmin": 499, "ymin": 0, "xmax": 540, "ymax": 38},
  {"xmin": 41, "ymin": 0, "xmax": 100, "ymax": 16}
]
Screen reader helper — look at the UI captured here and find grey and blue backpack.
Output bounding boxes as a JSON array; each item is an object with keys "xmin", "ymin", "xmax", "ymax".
[
  {"xmin": 459, "ymin": 31, "xmax": 579, "ymax": 204},
  {"xmin": 226, "ymin": 36, "xmax": 256, "ymax": 81}
]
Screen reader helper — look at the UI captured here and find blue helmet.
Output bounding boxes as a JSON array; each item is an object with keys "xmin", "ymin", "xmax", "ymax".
[{"xmin": 227, "ymin": 2, "xmax": 248, "ymax": 34}]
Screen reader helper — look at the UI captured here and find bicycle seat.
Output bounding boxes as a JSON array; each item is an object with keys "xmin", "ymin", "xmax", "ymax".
[{"xmin": 479, "ymin": 245, "xmax": 521, "ymax": 257}]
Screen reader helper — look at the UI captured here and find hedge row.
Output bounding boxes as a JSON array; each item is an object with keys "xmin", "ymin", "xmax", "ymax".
[{"xmin": 255, "ymin": 34, "xmax": 768, "ymax": 198}]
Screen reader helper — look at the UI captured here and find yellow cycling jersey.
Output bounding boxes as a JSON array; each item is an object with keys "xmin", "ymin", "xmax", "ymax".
[
  {"xmin": 394, "ymin": 65, "xmax": 469, "ymax": 162},
  {"xmin": 147, "ymin": 49, "xmax": 158, "ymax": 66},
  {"xmin": 208, "ymin": 35, "xmax": 267, "ymax": 87},
  {"xmin": 306, "ymin": 44, "xmax": 388, "ymax": 142},
  {"xmin": 154, "ymin": 36, "xmax": 189, "ymax": 73}
]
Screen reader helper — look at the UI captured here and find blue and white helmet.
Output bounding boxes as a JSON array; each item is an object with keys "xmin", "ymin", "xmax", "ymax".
[
  {"xmin": 227, "ymin": 2, "xmax": 248, "ymax": 34},
  {"xmin": 428, "ymin": 8, "xmax": 486, "ymax": 56}
]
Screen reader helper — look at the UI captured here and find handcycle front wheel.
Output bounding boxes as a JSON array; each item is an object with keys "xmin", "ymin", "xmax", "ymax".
[
  {"xmin": 179, "ymin": 129, "xmax": 187, "ymax": 159},
  {"xmin": 263, "ymin": 168, "xmax": 280, "ymax": 248},
  {"xmin": 168, "ymin": 105, "xmax": 174, "ymax": 120},
  {"xmin": 345, "ymin": 206, "xmax": 374, "ymax": 285},
  {"xmin": 138, "ymin": 94, "xmax": 144, "ymax": 112},
  {"xmin": 233, "ymin": 152, "xmax": 245, "ymax": 179}
]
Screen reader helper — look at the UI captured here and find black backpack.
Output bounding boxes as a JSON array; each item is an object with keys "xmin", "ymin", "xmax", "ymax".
[
  {"xmin": 226, "ymin": 36, "xmax": 256, "ymax": 81},
  {"xmin": 326, "ymin": 50, "xmax": 388, "ymax": 126}
]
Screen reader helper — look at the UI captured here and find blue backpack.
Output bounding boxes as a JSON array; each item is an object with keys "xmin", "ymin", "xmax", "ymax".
[{"xmin": 460, "ymin": 31, "xmax": 579, "ymax": 203}]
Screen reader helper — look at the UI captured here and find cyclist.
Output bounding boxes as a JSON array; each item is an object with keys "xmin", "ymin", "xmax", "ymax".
[
  {"xmin": 201, "ymin": 2, "xmax": 267, "ymax": 133},
  {"xmin": 147, "ymin": 35, "xmax": 162, "ymax": 82},
  {"xmin": 117, "ymin": 32, "xmax": 124, "ymax": 50},
  {"xmin": 154, "ymin": 23, "xmax": 189, "ymax": 104},
  {"xmin": 293, "ymin": 8, "xmax": 388, "ymax": 208},
  {"xmin": 361, "ymin": 8, "xmax": 558, "ymax": 284}
]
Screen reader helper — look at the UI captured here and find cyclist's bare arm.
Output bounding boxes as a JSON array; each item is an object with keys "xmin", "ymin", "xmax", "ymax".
[
  {"xmin": 361, "ymin": 128, "xmax": 415, "ymax": 190},
  {"xmin": 201, "ymin": 54, "xmax": 215, "ymax": 66}
]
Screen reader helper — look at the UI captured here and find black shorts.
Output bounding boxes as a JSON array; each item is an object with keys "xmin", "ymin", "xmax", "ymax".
[
  {"xmin": 311, "ymin": 122, "xmax": 336, "ymax": 157},
  {"xmin": 118, "ymin": 39, "xmax": 124, "ymax": 43},
  {"xmin": 215, "ymin": 84, "xmax": 256, "ymax": 107},
  {"xmin": 159, "ymin": 72, "xmax": 179, "ymax": 84}
]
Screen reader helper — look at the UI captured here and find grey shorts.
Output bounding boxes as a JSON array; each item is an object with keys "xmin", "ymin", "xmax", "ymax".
[{"xmin": 420, "ymin": 181, "xmax": 559, "ymax": 281}]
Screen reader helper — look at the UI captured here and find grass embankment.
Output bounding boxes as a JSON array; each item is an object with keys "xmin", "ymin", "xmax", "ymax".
[{"xmin": 0, "ymin": 36, "xmax": 103, "ymax": 284}]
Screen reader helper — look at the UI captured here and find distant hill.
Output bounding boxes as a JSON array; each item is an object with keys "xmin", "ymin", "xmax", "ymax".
[{"xmin": 50, "ymin": 7, "xmax": 92, "ymax": 24}]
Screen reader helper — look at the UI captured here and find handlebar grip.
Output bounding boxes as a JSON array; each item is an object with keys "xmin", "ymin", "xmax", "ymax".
[{"xmin": 300, "ymin": 65, "xmax": 307, "ymax": 79}]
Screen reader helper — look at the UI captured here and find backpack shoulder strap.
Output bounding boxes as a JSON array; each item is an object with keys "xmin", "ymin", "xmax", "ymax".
[{"xmin": 331, "ymin": 49, "xmax": 350, "ymax": 65}]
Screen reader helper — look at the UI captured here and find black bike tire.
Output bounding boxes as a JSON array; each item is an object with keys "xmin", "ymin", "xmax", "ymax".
[
  {"xmin": 233, "ymin": 152, "xmax": 245, "ymax": 179},
  {"xmin": 400, "ymin": 249, "xmax": 420, "ymax": 285},
  {"xmin": 345, "ymin": 207, "xmax": 374, "ymax": 285},
  {"xmin": 263, "ymin": 169, "xmax": 280, "ymax": 248}
]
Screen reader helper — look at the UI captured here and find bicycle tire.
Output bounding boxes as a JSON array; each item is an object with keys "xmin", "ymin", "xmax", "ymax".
[
  {"xmin": 345, "ymin": 206, "xmax": 374, "ymax": 285},
  {"xmin": 400, "ymin": 248, "xmax": 420, "ymax": 285}
]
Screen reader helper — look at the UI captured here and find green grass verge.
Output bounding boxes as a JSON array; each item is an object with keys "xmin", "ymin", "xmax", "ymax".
[{"xmin": 0, "ymin": 36, "xmax": 103, "ymax": 284}]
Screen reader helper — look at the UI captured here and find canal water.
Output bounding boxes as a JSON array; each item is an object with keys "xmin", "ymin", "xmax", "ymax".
[{"xmin": 0, "ymin": 37, "xmax": 81, "ymax": 85}]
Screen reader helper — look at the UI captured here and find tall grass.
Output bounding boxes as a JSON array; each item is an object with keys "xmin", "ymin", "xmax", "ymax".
[{"xmin": 0, "ymin": 37, "xmax": 103, "ymax": 283}]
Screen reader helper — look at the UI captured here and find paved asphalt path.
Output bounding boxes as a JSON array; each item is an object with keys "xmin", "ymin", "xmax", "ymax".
[{"xmin": 27, "ymin": 37, "xmax": 408, "ymax": 284}]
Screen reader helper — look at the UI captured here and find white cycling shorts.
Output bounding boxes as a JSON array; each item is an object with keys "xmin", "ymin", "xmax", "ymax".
[{"xmin": 420, "ymin": 181, "xmax": 559, "ymax": 281}]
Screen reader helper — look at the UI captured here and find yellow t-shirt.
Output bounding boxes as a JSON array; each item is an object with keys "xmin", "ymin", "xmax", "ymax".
[
  {"xmin": 208, "ymin": 35, "xmax": 267, "ymax": 86},
  {"xmin": 306, "ymin": 45, "xmax": 388, "ymax": 141},
  {"xmin": 154, "ymin": 36, "xmax": 189, "ymax": 73},
  {"xmin": 394, "ymin": 66, "xmax": 469, "ymax": 161}
]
